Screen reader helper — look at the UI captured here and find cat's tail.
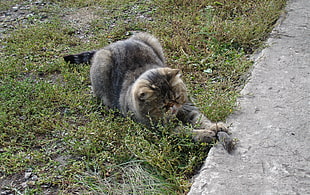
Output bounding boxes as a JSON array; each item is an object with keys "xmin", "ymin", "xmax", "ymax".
[{"xmin": 63, "ymin": 51, "xmax": 96, "ymax": 64}]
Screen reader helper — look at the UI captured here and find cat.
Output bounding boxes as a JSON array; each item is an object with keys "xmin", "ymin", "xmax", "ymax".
[{"xmin": 64, "ymin": 32, "xmax": 234, "ymax": 152}]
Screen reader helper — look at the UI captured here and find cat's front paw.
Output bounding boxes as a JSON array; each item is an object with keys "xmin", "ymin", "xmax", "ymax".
[
  {"xmin": 192, "ymin": 123, "xmax": 229, "ymax": 143},
  {"xmin": 192, "ymin": 129, "xmax": 217, "ymax": 143},
  {"xmin": 210, "ymin": 122, "xmax": 228, "ymax": 133},
  {"xmin": 217, "ymin": 131, "xmax": 235, "ymax": 153}
]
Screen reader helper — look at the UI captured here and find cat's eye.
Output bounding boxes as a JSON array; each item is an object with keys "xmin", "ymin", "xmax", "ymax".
[
  {"xmin": 138, "ymin": 92, "xmax": 146, "ymax": 101},
  {"xmin": 174, "ymin": 95, "xmax": 182, "ymax": 103}
]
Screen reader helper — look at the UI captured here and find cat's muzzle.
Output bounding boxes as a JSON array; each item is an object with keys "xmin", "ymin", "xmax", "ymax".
[{"xmin": 163, "ymin": 103, "xmax": 181, "ymax": 115}]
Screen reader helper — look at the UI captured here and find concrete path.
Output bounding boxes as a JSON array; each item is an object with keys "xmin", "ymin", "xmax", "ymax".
[{"xmin": 189, "ymin": 0, "xmax": 310, "ymax": 194}]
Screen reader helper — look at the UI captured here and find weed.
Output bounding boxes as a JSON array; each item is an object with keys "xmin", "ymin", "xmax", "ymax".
[{"xmin": 0, "ymin": 0, "xmax": 286, "ymax": 193}]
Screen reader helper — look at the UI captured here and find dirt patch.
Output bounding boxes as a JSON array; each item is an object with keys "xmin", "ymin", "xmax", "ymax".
[
  {"xmin": 64, "ymin": 7, "xmax": 99, "ymax": 29},
  {"xmin": 0, "ymin": 171, "xmax": 40, "ymax": 194},
  {"xmin": 63, "ymin": 7, "xmax": 100, "ymax": 42},
  {"xmin": 0, "ymin": 155, "xmax": 73, "ymax": 194},
  {"xmin": 0, "ymin": 1, "xmax": 52, "ymax": 38}
]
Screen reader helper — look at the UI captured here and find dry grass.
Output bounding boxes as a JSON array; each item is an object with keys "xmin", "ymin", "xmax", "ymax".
[{"xmin": 0, "ymin": 0, "xmax": 286, "ymax": 193}]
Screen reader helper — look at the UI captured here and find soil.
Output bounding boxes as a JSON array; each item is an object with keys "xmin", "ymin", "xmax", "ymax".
[{"xmin": 0, "ymin": 2, "xmax": 97, "ymax": 194}]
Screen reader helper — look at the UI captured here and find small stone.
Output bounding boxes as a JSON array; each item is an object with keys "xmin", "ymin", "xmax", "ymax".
[
  {"xmin": 26, "ymin": 14, "xmax": 34, "ymax": 18},
  {"xmin": 1, "ymin": 190, "xmax": 12, "ymax": 195},
  {"xmin": 41, "ymin": 184, "xmax": 50, "ymax": 188},
  {"xmin": 21, "ymin": 181, "xmax": 28, "ymax": 188},
  {"xmin": 12, "ymin": 6, "xmax": 19, "ymax": 11},
  {"xmin": 25, "ymin": 172, "xmax": 32, "ymax": 179},
  {"xmin": 31, "ymin": 175, "xmax": 38, "ymax": 181},
  {"xmin": 27, "ymin": 181, "xmax": 35, "ymax": 186}
]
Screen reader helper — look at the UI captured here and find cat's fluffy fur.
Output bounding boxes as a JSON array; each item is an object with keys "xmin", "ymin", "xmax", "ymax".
[{"xmin": 64, "ymin": 32, "xmax": 234, "ymax": 152}]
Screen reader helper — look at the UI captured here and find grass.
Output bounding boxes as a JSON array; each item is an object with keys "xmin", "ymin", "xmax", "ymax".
[{"xmin": 0, "ymin": 0, "xmax": 286, "ymax": 194}]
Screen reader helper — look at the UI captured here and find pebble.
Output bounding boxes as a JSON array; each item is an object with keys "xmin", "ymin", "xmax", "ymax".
[
  {"xmin": 12, "ymin": 6, "xmax": 19, "ymax": 11},
  {"xmin": 0, "ymin": 190, "xmax": 12, "ymax": 195},
  {"xmin": 24, "ymin": 172, "xmax": 32, "ymax": 179},
  {"xmin": 31, "ymin": 175, "xmax": 38, "ymax": 181},
  {"xmin": 21, "ymin": 181, "xmax": 28, "ymax": 188}
]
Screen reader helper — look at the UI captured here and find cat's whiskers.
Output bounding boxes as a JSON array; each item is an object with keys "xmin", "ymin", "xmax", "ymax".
[{"xmin": 163, "ymin": 101, "xmax": 181, "ymax": 115}]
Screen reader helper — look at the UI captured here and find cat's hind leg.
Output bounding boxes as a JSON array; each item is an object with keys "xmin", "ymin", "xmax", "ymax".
[{"xmin": 90, "ymin": 49, "xmax": 114, "ymax": 107}]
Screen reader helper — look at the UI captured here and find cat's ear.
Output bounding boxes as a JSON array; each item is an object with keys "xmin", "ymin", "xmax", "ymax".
[{"xmin": 169, "ymin": 69, "xmax": 181, "ymax": 77}]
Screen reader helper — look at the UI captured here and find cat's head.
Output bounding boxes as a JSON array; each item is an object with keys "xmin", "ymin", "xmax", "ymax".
[{"xmin": 131, "ymin": 68, "xmax": 188, "ymax": 122}]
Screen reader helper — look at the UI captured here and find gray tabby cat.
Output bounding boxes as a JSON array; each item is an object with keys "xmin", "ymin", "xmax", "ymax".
[{"xmin": 64, "ymin": 32, "xmax": 234, "ymax": 152}]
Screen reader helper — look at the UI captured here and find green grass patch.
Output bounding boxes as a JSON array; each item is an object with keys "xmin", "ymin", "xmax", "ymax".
[{"xmin": 1, "ymin": 0, "xmax": 286, "ymax": 193}]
